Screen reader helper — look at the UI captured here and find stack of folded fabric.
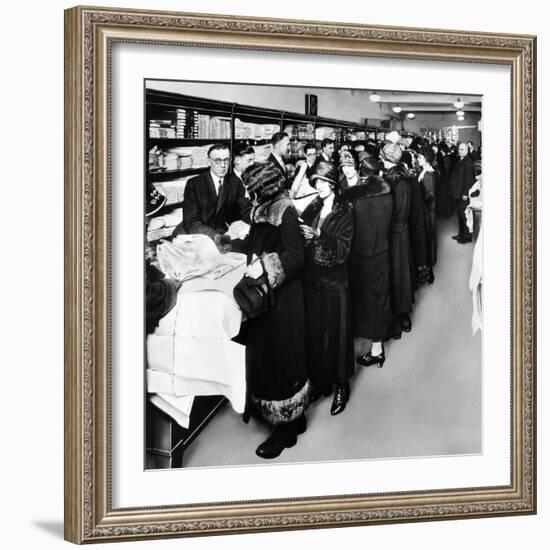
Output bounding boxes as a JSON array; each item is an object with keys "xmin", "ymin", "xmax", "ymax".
[
  {"xmin": 147, "ymin": 262, "xmax": 247, "ymax": 421},
  {"xmin": 191, "ymin": 146, "xmax": 209, "ymax": 169},
  {"xmin": 159, "ymin": 179, "xmax": 188, "ymax": 205}
]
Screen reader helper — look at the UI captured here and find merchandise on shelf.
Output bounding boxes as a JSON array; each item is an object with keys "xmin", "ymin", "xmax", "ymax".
[
  {"xmin": 154, "ymin": 178, "xmax": 189, "ymax": 205},
  {"xmin": 315, "ymin": 126, "xmax": 337, "ymax": 141},
  {"xmin": 234, "ymin": 119, "xmax": 280, "ymax": 141}
]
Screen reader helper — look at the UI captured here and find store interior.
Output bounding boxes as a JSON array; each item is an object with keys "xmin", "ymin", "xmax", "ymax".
[{"xmin": 144, "ymin": 80, "xmax": 482, "ymax": 469}]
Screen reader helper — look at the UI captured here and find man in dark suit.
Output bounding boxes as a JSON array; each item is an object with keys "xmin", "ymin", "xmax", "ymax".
[
  {"xmin": 450, "ymin": 142, "xmax": 476, "ymax": 243},
  {"xmin": 267, "ymin": 131, "xmax": 290, "ymax": 188},
  {"xmin": 172, "ymin": 143, "xmax": 251, "ymax": 241},
  {"xmin": 313, "ymin": 138, "xmax": 336, "ymax": 169}
]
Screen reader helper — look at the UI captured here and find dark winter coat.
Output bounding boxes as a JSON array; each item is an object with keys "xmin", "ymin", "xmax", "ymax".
[
  {"xmin": 409, "ymin": 171, "xmax": 430, "ymax": 284},
  {"xmin": 450, "ymin": 155, "xmax": 475, "ymax": 200},
  {"xmin": 385, "ymin": 164, "xmax": 414, "ymax": 321},
  {"xmin": 420, "ymin": 170, "xmax": 437, "ymax": 265},
  {"xmin": 301, "ymin": 196, "xmax": 355, "ymax": 389},
  {"xmin": 243, "ymin": 195, "xmax": 309, "ymax": 425},
  {"xmin": 436, "ymin": 154, "xmax": 454, "ymax": 217},
  {"xmin": 341, "ymin": 176, "xmax": 393, "ymax": 341}
]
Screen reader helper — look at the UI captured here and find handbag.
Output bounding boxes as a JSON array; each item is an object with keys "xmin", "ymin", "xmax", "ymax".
[{"xmin": 233, "ymin": 258, "xmax": 275, "ymax": 319}]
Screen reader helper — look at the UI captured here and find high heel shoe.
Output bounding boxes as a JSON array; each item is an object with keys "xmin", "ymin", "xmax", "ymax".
[
  {"xmin": 330, "ymin": 382, "xmax": 350, "ymax": 415},
  {"xmin": 357, "ymin": 346, "xmax": 386, "ymax": 368}
]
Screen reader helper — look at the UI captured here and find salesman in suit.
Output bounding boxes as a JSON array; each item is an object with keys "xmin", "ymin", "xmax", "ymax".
[
  {"xmin": 172, "ymin": 143, "xmax": 251, "ymax": 241},
  {"xmin": 449, "ymin": 141, "xmax": 476, "ymax": 243},
  {"xmin": 267, "ymin": 132, "xmax": 290, "ymax": 188}
]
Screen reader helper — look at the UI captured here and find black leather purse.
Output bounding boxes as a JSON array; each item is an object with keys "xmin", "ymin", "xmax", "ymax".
[{"xmin": 233, "ymin": 258, "xmax": 275, "ymax": 319}]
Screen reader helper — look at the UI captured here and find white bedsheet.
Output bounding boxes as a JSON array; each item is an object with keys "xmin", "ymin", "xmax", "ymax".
[{"xmin": 147, "ymin": 264, "xmax": 247, "ymax": 417}]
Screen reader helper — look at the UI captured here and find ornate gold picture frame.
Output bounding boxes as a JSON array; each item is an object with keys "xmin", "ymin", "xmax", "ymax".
[{"xmin": 64, "ymin": 5, "xmax": 536, "ymax": 544}]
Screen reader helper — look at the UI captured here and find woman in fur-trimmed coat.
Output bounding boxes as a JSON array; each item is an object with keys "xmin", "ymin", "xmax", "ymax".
[
  {"xmin": 300, "ymin": 161, "xmax": 355, "ymax": 416},
  {"xmin": 240, "ymin": 162, "xmax": 309, "ymax": 460},
  {"xmin": 342, "ymin": 157, "xmax": 393, "ymax": 366}
]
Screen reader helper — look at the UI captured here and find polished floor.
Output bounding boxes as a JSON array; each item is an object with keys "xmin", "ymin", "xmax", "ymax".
[{"xmin": 182, "ymin": 216, "xmax": 482, "ymax": 468}]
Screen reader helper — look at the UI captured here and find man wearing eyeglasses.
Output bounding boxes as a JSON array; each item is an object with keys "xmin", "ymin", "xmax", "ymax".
[{"xmin": 173, "ymin": 143, "xmax": 250, "ymax": 241}]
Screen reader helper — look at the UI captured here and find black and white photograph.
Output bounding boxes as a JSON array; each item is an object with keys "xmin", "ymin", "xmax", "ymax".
[{"xmin": 144, "ymin": 79, "xmax": 483, "ymax": 469}]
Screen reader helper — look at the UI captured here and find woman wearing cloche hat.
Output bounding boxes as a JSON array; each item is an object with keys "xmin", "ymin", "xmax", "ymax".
[
  {"xmin": 300, "ymin": 161, "xmax": 355, "ymax": 416},
  {"xmin": 342, "ymin": 155, "xmax": 394, "ymax": 369}
]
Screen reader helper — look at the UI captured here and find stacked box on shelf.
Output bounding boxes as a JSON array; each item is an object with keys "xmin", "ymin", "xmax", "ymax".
[
  {"xmin": 176, "ymin": 109, "xmax": 186, "ymax": 139},
  {"xmin": 154, "ymin": 178, "xmax": 190, "ymax": 205},
  {"xmin": 149, "ymin": 119, "xmax": 176, "ymax": 139}
]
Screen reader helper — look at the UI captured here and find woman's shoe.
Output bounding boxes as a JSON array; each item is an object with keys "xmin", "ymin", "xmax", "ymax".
[
  {"xmin": 357, "ymin": 349, "xmax": 385, "ymax": 368},
  {"xmin": 309, "ymin": 385, "xmax": 332, "ymax": 404},
  {"xmin": 400, "ymin": 314, "xmax": 412, "ymax": 332},
  {"xmin": 255, "ymin": 424, "xmax": 297, "ymax": 459},
  {"xmin": 330, "ymin": 382, "xmax": 350, "ymax": 415}
]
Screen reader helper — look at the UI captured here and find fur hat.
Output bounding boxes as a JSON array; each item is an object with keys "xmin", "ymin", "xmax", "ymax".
[
  {"xmin": 380, "ymin": 143, "xmax": 403, "ymax": 164},
  {"xmin": 310, "ymin": 160, "xmax": 339, "ymax": 187},
  {"xmin": 243, "ymin": 162, "xmax": 286, "ymax": 204}
]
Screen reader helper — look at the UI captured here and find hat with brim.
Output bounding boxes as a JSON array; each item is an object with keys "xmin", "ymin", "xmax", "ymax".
[{"xmin": 310, "ymin": 160, "xmax": 339, "ymax": 187}]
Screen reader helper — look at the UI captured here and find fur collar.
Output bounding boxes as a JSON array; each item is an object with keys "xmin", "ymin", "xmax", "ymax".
[
  {"xmin": 383, "ymin": 163, "xmax": 411, "ymax": 185},
  {"xmin": 341, "ymin": 175, "xmax": 391, "ymax": 201},
  {"xmin": 301, "ymin": 195, "xmax": 350, "ymax": 226},
  {"xmin": 251, "ymin": 194, "xmax": 295, "ymax": 226}
]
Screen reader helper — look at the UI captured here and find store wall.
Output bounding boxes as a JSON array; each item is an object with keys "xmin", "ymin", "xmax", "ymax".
[
  {"xmin": 147, "ymin": 80, "xmax": 394, "ymax": 123},
  {"xmin": 402, "ymin": 111, "xmax": 482, "ymax": 146}
]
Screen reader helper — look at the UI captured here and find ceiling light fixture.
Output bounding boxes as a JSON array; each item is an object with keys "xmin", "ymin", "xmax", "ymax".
[
  {"xmin": 454, "ymin": 97, "xmax": 464, "ymax": 109},
  {"xmin": 457, "ymin": 115, "xmax": 465, "ymax": 122},
  {"xmin": 456, "ymin": 110, "xmax": 465, "ymax": 117},
  {"xmin": 407, "ymin": 113, "xmax": 415, "ymax": 119},
  {"xmin": 392, "ymin": 105, "xmax": 402, "ymax": 113},
  {"xmin": 369, "ymin": 92, "xmax": 381, "ymax": 102}
]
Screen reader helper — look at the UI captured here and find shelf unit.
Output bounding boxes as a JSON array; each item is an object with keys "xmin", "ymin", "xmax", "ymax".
[{"xmin": 145, "ymin": 88, "xmax": 410, "ymax": 243}]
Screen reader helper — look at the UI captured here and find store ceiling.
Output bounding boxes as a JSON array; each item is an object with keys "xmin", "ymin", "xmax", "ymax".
[{"xmin": 374, "ymin": 92, "xmax": 482, "ymax": 112}]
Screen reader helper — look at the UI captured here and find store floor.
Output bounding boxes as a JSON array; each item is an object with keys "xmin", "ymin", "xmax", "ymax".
[{"xmin": 181, "ymin": 216, "xmax": 482, "ymax": 468}]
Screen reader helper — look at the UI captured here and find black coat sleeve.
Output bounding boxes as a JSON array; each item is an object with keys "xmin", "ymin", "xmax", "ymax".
[
  {"xmin": 310, "ymin": 206, "xmax": 354, "ymax": 267},
  {"xmin": 262, "ymin": 207, "xmax": 305, "ymax": 288}
]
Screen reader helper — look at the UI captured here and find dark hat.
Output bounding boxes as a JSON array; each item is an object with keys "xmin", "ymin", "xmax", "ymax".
[
  {"xmin": 310, "ymin": 160, "xmax": 339, "ymax": 187},
  {"xmin": 243, "ymin": 162, "xmax": 286, "ymax": 204},
  {"xmin": 146, "ymin": 182, "xmax": 167, "ymax": 217},
  {"xmin": 359, "ymin": 156, "xmax": 382, "ymax": 178}
]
